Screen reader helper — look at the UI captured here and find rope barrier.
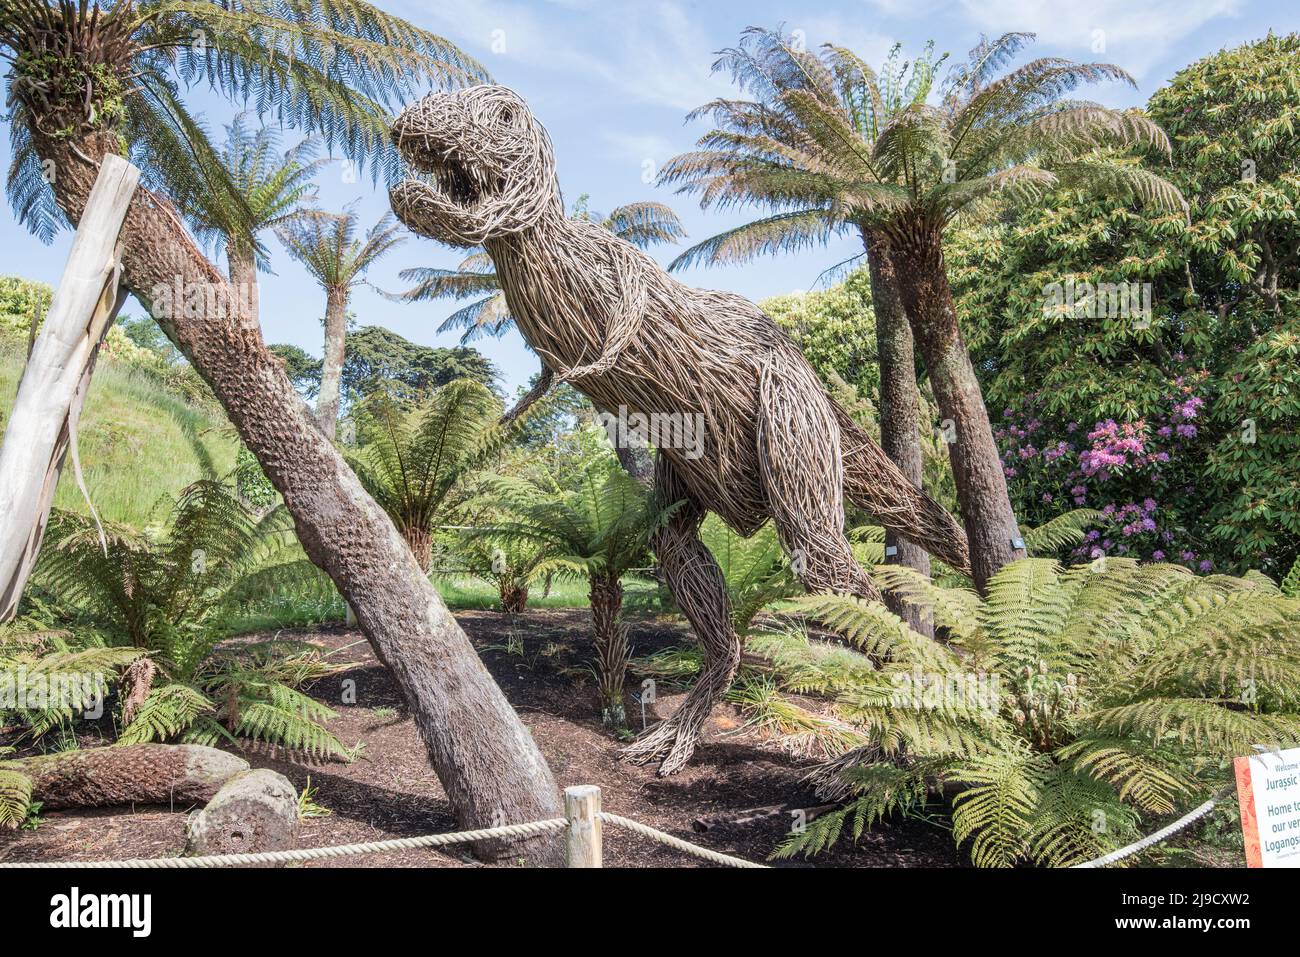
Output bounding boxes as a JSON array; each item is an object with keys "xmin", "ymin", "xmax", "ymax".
[
  {"xmin": 0, "ymin": 818, "xmax": 567, "ymax": 869},
  {"xmin": 1071, "ymin": 785, "xmax": 1235, "ymax": 868},
  {"xmin": 1, "ymin": 785, "xmax": 1230, "ymax": 870},
  {"xmin": 0, "ymin": 804, "xmax": 769, "ymax": 869},
  {"xmin": 598, "ymin": 813, "xmax": 768, "ymax": 868}
]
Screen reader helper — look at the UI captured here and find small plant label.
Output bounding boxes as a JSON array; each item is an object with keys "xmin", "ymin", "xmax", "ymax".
[{"xmin": 1234, "ymin": 746, "xmax": 1300, "ymax": 867}]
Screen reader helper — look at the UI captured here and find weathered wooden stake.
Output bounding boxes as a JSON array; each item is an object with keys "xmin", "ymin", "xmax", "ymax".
[
  {"xmin": 0, "ymin": 154, "xmax": 140, "ymax": 620},
  {"xmin": 564, "ymin": 784, "xmax": 602, "ymax": 868}
]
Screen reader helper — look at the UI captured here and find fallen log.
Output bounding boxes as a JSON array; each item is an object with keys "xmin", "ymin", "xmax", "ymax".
[
  {"xmin": 185, "ymin": 769, "xmax": 299, "ymax": 859},
  {"xmin": 2, "ymin": 744, "xmax": 248, "ymax": 810},
  {"xmin": 691, "ymin": 801, "xmax": 839, "ymax": 833}
]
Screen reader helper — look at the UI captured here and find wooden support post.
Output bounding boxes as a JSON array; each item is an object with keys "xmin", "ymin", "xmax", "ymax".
[
  {"xmin": 564, "ymin": 784, "xmax": 602, "ymax": 868},
  {"xmin": 0, "ymin": 154, "xmax": 140, "ymax": 620}
]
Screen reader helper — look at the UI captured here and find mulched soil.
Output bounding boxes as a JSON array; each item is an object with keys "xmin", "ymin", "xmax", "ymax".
[{"xmin": 0, "ymin": 609, "xmax": 960, "ymax": 868}]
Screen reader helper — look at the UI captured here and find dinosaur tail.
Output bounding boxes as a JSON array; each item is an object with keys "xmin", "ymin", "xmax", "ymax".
[{"xmin": 833, "ymin": 404, "xmax": 972, "ymax": 577}]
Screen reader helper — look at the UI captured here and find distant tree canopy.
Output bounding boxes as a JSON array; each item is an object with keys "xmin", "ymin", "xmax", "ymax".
[
  {"xmin": 0, "ymin": 275, "xmax": 50, "ymax": 341},
  {"xmin": 761, "ymin": 270, "xmax": 880, "ymax": 399},
  {"xmin": 269, "ymin": 324, "xmax": 497, "ymax": 406},
  {"xmin": 512, "ymin": 373, "xmax": 591, "ymax": 450},
  {"xmin": 116, "ymin": 314, "xmax": 180, "ymax": 362},
  {"xmin": 949, "ymin": 33, "xmax": 1300, "ymax": 576}
]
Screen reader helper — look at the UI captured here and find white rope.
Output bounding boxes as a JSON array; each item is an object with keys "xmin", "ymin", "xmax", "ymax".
[
  {"xmin": 598, "ymin": 812, "xmax": 768, "ymax": 868},
  {"xmin": 0, "ymin": 818, "xmax": 567, "ymax": 869},
  {"xmin": 1072, "ymin": 786, "xmax": 1233, "ymax": 868},
  {"xmin": 0, "ymin": 812, "xmax": 770, "ymax": 869}
]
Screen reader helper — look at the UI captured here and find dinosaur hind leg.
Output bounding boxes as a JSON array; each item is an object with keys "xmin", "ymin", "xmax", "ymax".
[
  {"xmin": 833, "ymin": 403, "xmax": 972, "ymax": 577},
  {"xmin": 758, "ymin": 369, "xmax": 882, "ymax": 601},
  {"xmin": 620, "ymin": 451, "xmax": 741, "ymax": 776}
]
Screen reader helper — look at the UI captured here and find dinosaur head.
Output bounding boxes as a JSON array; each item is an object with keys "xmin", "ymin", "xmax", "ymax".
[{"xmin": 389, "ymin": 85, "xmax": 563, "ymax": 248}]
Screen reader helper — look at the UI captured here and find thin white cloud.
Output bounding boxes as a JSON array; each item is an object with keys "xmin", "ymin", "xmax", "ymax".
[
  {"xmin": 602, "ymin": 131, "xmax": 679, "ymax": 164},
  {"xmin": 958, "ymin": 0, "xmax": 1242, "ymax": 79},
  {"xmin": 403, "ymin": 0, "xmax": 735, "ymax": 110}
]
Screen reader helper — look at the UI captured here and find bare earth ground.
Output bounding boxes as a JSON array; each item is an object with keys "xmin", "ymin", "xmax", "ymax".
[{"xmin": 0, "ymin": 609, "xmax": 960, "ymax": 868}]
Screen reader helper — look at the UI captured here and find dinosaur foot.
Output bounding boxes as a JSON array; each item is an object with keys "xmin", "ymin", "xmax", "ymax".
[{"xmin": 620, "ymin": 714, "xmax": 704, "ymax": 776}]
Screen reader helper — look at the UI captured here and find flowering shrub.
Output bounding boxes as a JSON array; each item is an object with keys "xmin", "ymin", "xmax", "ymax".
[{"xmin": 994, "ymin": 373, "xmax": 1221, "ymax": 571}]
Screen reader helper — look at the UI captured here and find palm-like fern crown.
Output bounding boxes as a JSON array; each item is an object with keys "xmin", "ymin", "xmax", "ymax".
[
  {"xmin": 664, "ymin": 27, "xmax": 1184, "ymax": 272},
  {"xmin": 484, "ymin": 450, "xmax": 673, "ymax": 578},
  {"xmin": 18, "ymin": 482, "xmax": 348, "ymax": 763},
  {"xmin": 347, "ymin": 378, "xmax": 508, "ymax": 534},
  {"xmin": 390, "ymin": 195, "xmax": 685, "ymax": 344},
  {"xmin": 184, "ymin": 113, "xmax": 328, "ymax": 267},
  {"xmin": 35, "ymin": 481, "xmax": 298, "ymax": 655},
  {"xmin": 770, "ymin": 556, "xmax": 1300, "ymax": 865},
  {"xmin": 2, "ymin": 0, "xmax": 486, "ymax": 244},
  {"xmin": 700, "ymin": 515, "xmax": 799, "ymax": 634},
  {"xmin": 276, "ymin": 204, "xmax": 405, "ymax": 290}
]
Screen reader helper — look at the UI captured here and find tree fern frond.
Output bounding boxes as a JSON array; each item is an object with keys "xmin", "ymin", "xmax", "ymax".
[
  {"xmin": 1023, "ymin": 508, "xmax": 1105, "ymax": 554},
  {"xmin": 1056, "ymin": 735, "xmax": 1192, "ymax": 814},
  {"xmin": 231, "ymin": 699, "xmax": 348, "ymax": 761},
  {"xmin": 773, "ymin": 760, "xmax": 936, "ymax": 858},
  {"xmin": 0, "ymin": 769, "xmax": 33, "ymax": 829},
  {"xmin": 117, "ymin": 683, "xmax": 215, "ymax": 744},
  {"xmin": 1086, "ymin": 697, "xmax": 1300, "ymax": 756},
  {"xmin": 791, "ymin": 592, "xmax": 958, "ymax": 671},
  {"xmin": 1281, "ymin": 556, "xmax": 1300, "ymax": 598},
  {"xmin": 1027, "ymin": 766, "xmax": 1138, "ymax": 867},
  {"xmin": 950, "ymin": 749, "xmax": 1050, "ymax": 867}
]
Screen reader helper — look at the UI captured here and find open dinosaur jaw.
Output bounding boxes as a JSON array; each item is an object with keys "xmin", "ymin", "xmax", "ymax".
[
  {"xmin": 395, "ymin": 138, "xmax": 501, "ymax": 210},
  {"xmin": 390, "ymin": 175, "xmax": 488, "ymax": 248}
]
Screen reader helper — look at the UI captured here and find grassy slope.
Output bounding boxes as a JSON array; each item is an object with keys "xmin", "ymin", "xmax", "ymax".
[
  {"xmin": 0, "ymin": 347, "xmax": 238, "ymax": 526},
  {"xmin": 1, "ymin": 345, "xmax": 598, "ymax": 624}
]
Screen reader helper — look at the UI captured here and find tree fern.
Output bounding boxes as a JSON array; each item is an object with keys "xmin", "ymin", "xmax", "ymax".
[
  {"xmin": 27, "ymin": 481, "xmax": 350, "ymax": 760},
  {"xmin": 759, "ymin": 557, "xmax": 1300, "ymax": 866},
  {"xmin": 1282, "ymin": 556, "xmax": 1300, "ymax": 598},
  {"xmin": 2, "ymin": 0, "xmax": 486, "ymax": 244},
  {"xmin": 116, "ymin": 683, "xmax": 216, "ymax": 745},
  {"xmin": 0, "ymin": 768, "xmax": 33, "ymax": 830}
]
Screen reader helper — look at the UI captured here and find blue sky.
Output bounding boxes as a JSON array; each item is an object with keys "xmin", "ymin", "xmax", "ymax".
[{"xmin": 2, "ymin": 0, "xmax": 1297, "ymax": 396}]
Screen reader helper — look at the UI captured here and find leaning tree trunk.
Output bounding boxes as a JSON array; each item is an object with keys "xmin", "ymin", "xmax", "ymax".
[
  {"xmin": 886, "ymin": 220, "xmax": 1024, "ymax": 591},
  {"xmin": 316, "ymin": 285, "xmax": 348, "ymax": 439},
  {"xmin": 226, "ymin": 240, "xmax": 261, "ymax": 329},
  {"xmin": 31, "ymin": 131, "xmax": 562, "ymax": 863},
  {"xmin": 589, "ymin": 572, "xmax": 630, "ymax": 729},
  {"xmin": 0, "ymin": 155, "xmax": 137, "ymax": 621},
  {"xmin": 862, "ymin": 229, "xmax": 933, "ymax": 638}
]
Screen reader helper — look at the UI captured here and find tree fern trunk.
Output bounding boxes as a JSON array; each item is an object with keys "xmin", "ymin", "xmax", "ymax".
[
  {"xmin": 401, "ymin": 524, "xmax": 434, "ymax": 573},
  {"xmin": 862, "ymin": 228, "xmax": 934, "ymax": 637},
  {"xmin": 316, "ymin": 285, "xmax": 348, "ymax": 440},
  {"xmin": 4, "ymin": 744, "xmax": 248, "ymax": 809},
  {"xmin": 885, "ymin": 220, "xmax": 1025, "ymax": 591},
  {"xmin": 589, "ymin": 573, "xmax": 629, "ymax": 728},
  {"xmin": 225, "ymin": 240, "xmax": 261, "ymax": 330},
  {"xmin": 500, "ymin": 581, "xmax": 529, "ymax": 613},
  {"xmin": 32, "ymin": 132, "xmax": 562, "ymax": 863}
]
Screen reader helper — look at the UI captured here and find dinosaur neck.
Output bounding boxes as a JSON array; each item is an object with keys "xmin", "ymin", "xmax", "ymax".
[{"xmin": 484, "ymin": 210, "xmax": 595, "ymax": 369}]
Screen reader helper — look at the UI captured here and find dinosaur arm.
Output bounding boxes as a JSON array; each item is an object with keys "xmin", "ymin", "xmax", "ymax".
[
  {"xmin": 553, "ymin": 244, "xmax": 648, "ymax": 383},
  {"xmin": 499, "ymin": 364, "xmax": 554, "ymax": 427}
]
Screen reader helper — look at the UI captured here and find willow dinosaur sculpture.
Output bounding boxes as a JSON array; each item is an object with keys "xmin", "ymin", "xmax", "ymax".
[{"xmin": 390, "ymin": 85, "xmax": 971, "ymax": 774}]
